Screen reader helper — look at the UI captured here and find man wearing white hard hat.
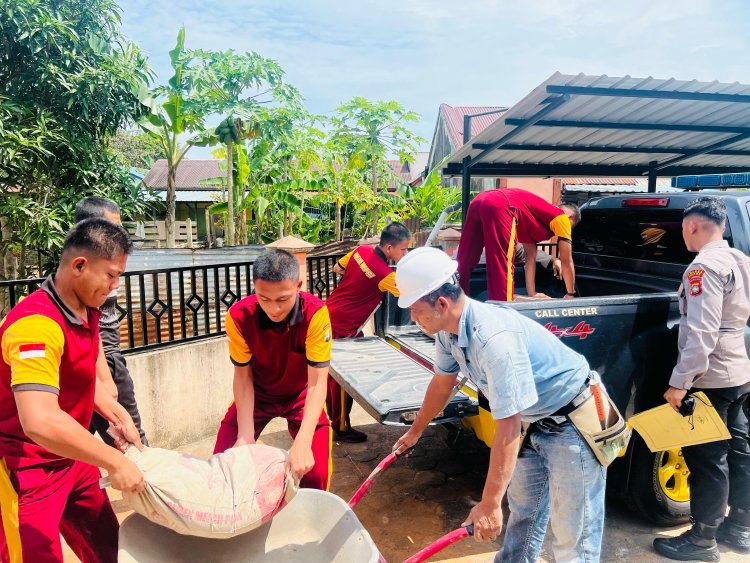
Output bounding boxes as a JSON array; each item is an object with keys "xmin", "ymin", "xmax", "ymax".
[{"xmin": 392, "ymin": 247, "xmax": 606, "ymax": 563}]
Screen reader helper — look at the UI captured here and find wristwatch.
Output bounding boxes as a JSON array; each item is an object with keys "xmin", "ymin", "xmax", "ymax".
[{"xmin": 566, "ymin": 291, "xmax": 578, "ymax": 297}]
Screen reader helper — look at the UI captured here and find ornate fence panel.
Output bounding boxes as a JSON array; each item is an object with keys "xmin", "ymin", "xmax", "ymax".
[
  {"xmin": 307, "ymin": 253, "xmax": 347, "ymax": 301},
  {"xmin": 0, "ymin": 261, "xmax": 255, "ymax": 353}
]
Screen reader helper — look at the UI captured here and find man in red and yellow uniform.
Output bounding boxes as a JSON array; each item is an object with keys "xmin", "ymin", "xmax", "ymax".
[
  {"xmin": 0, "ymin": 219, "xmax": 145, "ymax": 563},
  {"xmin": 325, "ymin": 223, "xmax": 411, "ymax": 442},
  {"xmin": 456, "ymin": 188, "xmax": 581, "ymax": 302},
  {"xmin": 214, "ymin": 249, "xmax": 332, "ymax": 490}
]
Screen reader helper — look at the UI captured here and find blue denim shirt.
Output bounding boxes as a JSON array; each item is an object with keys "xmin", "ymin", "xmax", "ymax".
[{"xmin": 434, "ymin": 298, "xmax": 590, "ymax": 423}]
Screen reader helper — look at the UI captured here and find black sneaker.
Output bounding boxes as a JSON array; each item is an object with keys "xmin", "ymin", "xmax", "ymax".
[
  {"xmin": 653, "ymin": 529, "xmax": 720, "ymax": 562},
  {"xmin": 717, "ymin": 520, "xmax": 750, "ymax": 553},
  {"xmin": 333, "ymin": 428, "xmax": 368, "ymax": 443}
]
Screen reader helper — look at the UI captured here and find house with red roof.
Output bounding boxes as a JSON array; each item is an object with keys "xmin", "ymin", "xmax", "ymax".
[{"xmin": 142, "ymin": 159, "xmax": 226, "ymax": 241}]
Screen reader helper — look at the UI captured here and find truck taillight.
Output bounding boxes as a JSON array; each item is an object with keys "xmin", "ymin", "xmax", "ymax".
[{"xmin": 621, "ymin": 197, "xmax": 670, "ymax": 207}]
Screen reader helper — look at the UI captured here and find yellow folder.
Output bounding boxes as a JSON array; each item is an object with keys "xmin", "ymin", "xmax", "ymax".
[{"xmin": 628, "ymin": 392, "xmax": 731, "ymax": 453}]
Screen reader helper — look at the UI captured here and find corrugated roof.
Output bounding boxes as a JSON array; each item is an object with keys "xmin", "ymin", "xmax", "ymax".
[
  {"xmin": 144, "ymin": 160, "xmax": 225, "ymax": 189},
  {"xmin": 440, "ymin": 104, "xmax": 507, "ymax": 150},
  {"xmin": 445, "ymin": 73, "xmax": 750, "ymax": 178}
]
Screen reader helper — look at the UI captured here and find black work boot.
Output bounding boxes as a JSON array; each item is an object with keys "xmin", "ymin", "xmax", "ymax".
[
  {"xmin": 653, "ymin": 522, "xmax": 720, "ymax": 562},
  {"xmin": 717, "ymin": 519, "xmax": 750, "ymax": 553},
  {"xmin": 332, "ymin": 427, "xmax": 367, "ymax": 443}
]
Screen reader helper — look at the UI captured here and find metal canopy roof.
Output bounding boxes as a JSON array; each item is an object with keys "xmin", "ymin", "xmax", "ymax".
[{"xmin": 444, "ymin": 73, "xmax": 750, "ymax": 179}]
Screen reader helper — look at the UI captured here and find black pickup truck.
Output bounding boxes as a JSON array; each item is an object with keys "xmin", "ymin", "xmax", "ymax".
[{"xmin": 328, "ymin": 190, "xmax": 750, "ymax": 525}]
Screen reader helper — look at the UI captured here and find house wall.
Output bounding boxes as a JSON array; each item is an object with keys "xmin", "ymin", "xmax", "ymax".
[
  {"xmin": 497, "ymin": 178, "xmax": 560, "ymax": 204},
  {"xmin": 175, "ymin": 203, "xmax": 210, "ymax": 237},
  {"xmin": 126, "ymin": 337, "xmax": 233, "ymax": 449}
]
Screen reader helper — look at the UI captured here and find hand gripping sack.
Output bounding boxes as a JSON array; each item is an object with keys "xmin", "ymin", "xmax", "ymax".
[{"xmin": 122, "ymin": 444, "xmax": 297, "ymax": 539}]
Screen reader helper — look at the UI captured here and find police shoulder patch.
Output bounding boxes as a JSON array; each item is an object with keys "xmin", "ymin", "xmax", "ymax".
[{"xmin": 687, "ymin": 268, "xmax": 704, "ymax": 297}]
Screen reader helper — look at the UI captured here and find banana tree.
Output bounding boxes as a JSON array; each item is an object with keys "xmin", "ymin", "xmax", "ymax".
[
  {"xmin": 399, "ymin": 156, "xmax": 460, "ymax": 225},
  {"xmin": 209, "ymin": 138, "xmax": 301, "ymax": 243}
]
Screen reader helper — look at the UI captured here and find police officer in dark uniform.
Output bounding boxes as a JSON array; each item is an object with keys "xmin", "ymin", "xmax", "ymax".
[{"xmin": 654, "ymin": 197, "xmax": 750, "ymax": 561}]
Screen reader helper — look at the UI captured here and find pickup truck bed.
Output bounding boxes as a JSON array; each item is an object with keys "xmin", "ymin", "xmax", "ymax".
[{"xmin": 329, "ymin": 338, "xmax": 476, "ymax": 426}]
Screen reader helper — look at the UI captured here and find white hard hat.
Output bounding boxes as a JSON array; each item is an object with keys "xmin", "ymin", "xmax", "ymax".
[{"xmin": 396, "ymin": 247, "xmax": 458, "ymax": 308}]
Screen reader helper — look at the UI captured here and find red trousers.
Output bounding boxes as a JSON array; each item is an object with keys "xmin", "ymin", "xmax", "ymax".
[
  {"xmin": 457, "ymin": 193, "xmax": 518, "ymax": 301},
  {"xmin": 213, "ymin": 393, "xmax": 332, "ymax": 491},
  {"xmin": 0, "ymin": 459, "xmax": 118, "ymax": 563}
]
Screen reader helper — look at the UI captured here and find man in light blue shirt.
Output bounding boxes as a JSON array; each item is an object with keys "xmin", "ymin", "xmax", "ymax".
[{"xmin": 392, "ymin": 247, "xmax": 605, "ymax": 563}]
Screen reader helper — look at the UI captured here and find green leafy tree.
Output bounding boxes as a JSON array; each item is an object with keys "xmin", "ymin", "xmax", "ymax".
[
  {"xmin": 140, "ymin": 28, "xmax": 302, "ymax": 246},
  {"xmin": 108, "ymin": 129, "xmax": 163, "ymax": 170},
  {"xmin": 399, "ymin": 157, "xmax": 460, "ymax": 225},
  {"xmin": 331, "ymin": 97, "xmax": 423, "ymax": 230},
  {"xmin": 0, "ymin": 0, "xmax": 154, "ymax": 276},
  {"xmin": 322, "ymin": 145, "xmax": 370, "ymax": 241}
]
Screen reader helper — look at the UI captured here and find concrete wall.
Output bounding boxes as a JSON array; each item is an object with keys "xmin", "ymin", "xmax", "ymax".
[{"xmin": 126, "ymin": 337, "xmax": 233, "ymax": 449}]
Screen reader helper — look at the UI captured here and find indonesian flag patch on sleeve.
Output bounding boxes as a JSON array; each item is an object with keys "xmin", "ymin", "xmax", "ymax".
[
  {"xmin": 688, "ymin": 268, "xmax": 705, "ymax": 297},
  {"xmin": 18, "ymin": 343, "xmax": 46, "ymax": 359}
]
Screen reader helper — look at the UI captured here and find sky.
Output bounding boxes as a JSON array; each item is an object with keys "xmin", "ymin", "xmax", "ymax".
[{"xmin": 119, "ymin": 0, "xmax": 750, "ymax": 158}]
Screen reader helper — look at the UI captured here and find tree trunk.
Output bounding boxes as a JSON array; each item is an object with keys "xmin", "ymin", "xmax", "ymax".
[
  {"xmin": 1, "ymin": 216, "xmax": 13, "ymax": 279},
  {"xmin": 371, "ymin": 159, "xmax": 379, "ymax": 231},
  {"xmin": 298, "ymin": 186, "xmax": 306, "ymax": 235},
  {"xmin": 226, "ymin": 140, "xmax": 235, "ymax": 246},
  {"xmin": 335, "ymin": 201, "xmax": 342, "ymax": 241},
  {"xmin": 166, "ymin": 164, "xmax": 177, "ymax": 247},
  {"xmin": 240, "ymin": 209, "xmax": 248, "ymax": 245}
]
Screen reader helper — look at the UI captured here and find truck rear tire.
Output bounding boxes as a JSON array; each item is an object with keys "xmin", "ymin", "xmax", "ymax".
[{"xmin": 628, "ymin": 435, "xmax": 691, "ymax": 526}]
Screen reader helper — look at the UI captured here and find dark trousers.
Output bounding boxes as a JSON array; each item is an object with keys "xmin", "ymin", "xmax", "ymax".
[
  {"xmin": 682, "ymin": 382, "xmax": 750, "ymax": 527},
  {"xmin": 89, "ymin": 350, "xmax": 148, "ymax": 446}
]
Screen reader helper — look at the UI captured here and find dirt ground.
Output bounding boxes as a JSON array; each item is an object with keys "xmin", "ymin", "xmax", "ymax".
[{"xmin": 64, "ymin": 403, "xmax": 747, "ymax": 562}]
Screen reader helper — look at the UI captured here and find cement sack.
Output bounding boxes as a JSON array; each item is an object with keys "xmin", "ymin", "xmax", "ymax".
[{"xmin": 121, "ymin": 444, "xmax": 297, "ymax": 539}]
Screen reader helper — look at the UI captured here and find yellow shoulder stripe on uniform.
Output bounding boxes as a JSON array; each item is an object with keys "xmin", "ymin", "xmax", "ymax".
[
  {"xmin": 225, "ymin": 312, "xmax": 252, "ymax": 365},
  {"xmin": 338, "ymin": 250, "xmax": 355, "ymax": 270},
  {"xmin": 549, "ymin": 214, "xmax": 572, "ymax": 241},
  {"xmin": 306, "ymin": 306, "xmax": 332, "ymax": 365},
  {"xmin": 2, "ymin": 314, "xmax": 64, "ymax": 389},
  {"xmin": 377, "ymin": 272, "xmax": 400, "ymax": 297}
]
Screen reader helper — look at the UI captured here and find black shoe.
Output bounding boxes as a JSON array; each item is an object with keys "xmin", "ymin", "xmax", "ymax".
[
  {"xmin": 333, "ymin": 428, "xmax": 368, "ymax": 443},
  {"xmin": 653, "ymin": 524, "xmax": 720, "ymax": 562},
  {"xmin": 717, "ymin": 520, "xmax": 750, "ymax": 553}
]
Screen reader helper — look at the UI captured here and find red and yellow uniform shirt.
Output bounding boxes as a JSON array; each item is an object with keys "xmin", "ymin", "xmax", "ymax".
[
  {"xmin": 226, "ymin": 292, "xmax": 331, "ymax": 402},
  {"xmin": 503, "ymin": 188, "xmax": 571, "ymax": 244},
  {"xmin": 0, "ymin": 277, "xmax": 101, "ymax": 469},
  {"xmin": 325, "ymin": 245, "xmax": 398, "ymax": 338}
]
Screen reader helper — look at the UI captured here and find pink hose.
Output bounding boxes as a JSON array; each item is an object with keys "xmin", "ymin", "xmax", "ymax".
[
  {"xmin": 348, "ymin": 452, "xmax": 399, "ymax": 509},
  {"xmin": 401, "ymin": 526, "xmax": 473, "ymax": 563}
]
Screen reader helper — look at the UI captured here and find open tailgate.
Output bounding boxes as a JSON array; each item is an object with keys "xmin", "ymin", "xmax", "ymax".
[{"xmin": 329, "ymin": 337, "xmax": 477, "ymax": 426}]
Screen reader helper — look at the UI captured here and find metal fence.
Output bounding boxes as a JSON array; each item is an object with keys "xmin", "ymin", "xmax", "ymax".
[
  {"xmin": 538, "ymin": 242, "xmax": 558, "ymax": 256},
  {"xmin": 0, "ymin": 261, "xmax": 255, "ymax": 354},
  {"xmin": 2, "ymin": 245, "xmax": 559, "ymax": 352},
  {"xmin": 307, "ymin": 253, "xmax": 347, "ymax": 300}
]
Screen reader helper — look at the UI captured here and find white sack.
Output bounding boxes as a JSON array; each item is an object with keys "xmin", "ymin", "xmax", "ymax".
[{"xmin": 122, "ymin": 444, "xmax": 297, "ymax": 539}]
